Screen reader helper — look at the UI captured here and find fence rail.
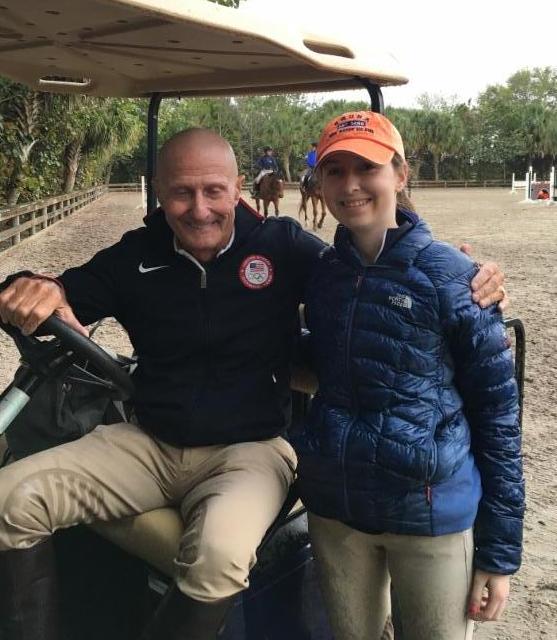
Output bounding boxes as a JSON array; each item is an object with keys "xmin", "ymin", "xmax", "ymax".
[
  {"xmin": 0, "ymin": 186, "xmax": 107, "ymax": 254},
  {"xmin": 408, "ymin": 179, "xmax": 508, "ymax": 189},
  {"xmin": 0, "ymin": 180, "xmax": 511, "ymax": 255},
  {"xmin": 108, "ymin": 183, "xmax": 142, "ymax": 192},
  {"xmin": 108, "ymin": 179, "xmax": 510, "ymax": 194}
]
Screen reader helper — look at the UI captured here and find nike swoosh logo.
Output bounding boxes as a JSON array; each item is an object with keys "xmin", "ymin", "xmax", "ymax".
[{"xmin": 138, "ymin": 262, "xmax": 170, "ymax": 274}]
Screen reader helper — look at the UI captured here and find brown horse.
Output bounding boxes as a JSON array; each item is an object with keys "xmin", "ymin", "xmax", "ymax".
[
  {"xmin": 298, "ymin": 173, "xmax": 327, "ymax": 231},
  {"xmin": 254, "ymin": 172, "xmax": 284, "ymax": 217}
]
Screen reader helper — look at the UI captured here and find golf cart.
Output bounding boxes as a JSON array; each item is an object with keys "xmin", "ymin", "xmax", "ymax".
[{"xmin": 0, "ymin": 1, "xmax": 525, "ymax": 638}]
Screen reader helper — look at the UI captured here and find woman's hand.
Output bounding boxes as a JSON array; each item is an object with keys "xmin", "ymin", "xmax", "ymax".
[
  {"xmin": 460, "ymin": 244, "xmax": 508, "ymax": 311},
  {"xmin": 468, "ymin": 569, "xmax": 510, "ymax": 622}
]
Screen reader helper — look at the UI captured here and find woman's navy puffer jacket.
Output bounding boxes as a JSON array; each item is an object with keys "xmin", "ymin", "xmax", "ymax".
[{"xmin": 297, "ymin": 209, "xmax": 524, "ymax": 574}]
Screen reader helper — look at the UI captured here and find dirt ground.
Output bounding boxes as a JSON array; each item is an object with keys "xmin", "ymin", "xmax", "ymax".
[{"xmin": 0, "ymin": 188, "xmax": 555, "ymax": 639}]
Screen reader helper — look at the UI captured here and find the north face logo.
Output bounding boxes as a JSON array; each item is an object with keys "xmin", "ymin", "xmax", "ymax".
[{"xmin": 389, "ymin": 294, "xmax": 412, "ymax": 310}]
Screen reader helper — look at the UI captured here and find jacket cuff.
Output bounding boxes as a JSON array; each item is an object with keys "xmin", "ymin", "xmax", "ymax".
[
  {"xmin": 473, "ymin": 516, "xmax": 523, "ymax": 575},
  {"xmin": 473, "ymin": 551, "xmax": 521, "ymax": 575},
  {"xmin": 29, "ymin": 273, "xmax": 65, "ymax": 291},
  {"xmin": 1, "ymin": 271, "xmax": 64, "ymax": 293}
]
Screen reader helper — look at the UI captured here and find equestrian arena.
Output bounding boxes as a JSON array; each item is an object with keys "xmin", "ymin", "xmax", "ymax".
[{"xmin": 0, "ymin": 187, "xmax": 555, "ymax": 639}]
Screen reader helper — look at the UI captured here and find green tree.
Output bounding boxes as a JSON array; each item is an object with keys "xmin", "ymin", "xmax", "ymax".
[
  {"xmin": 388, "ymin": 107, "xmax": 429, "ymax": 179},
  {"xmin": 476, "ymin": 67, "xmax": 557, "ymax": 170},
  {"xmin": 0, "ymin": 80, "xmax": 143, "ymax": 203},
  {"xmin": 249, "ymin": 95, "xmax": 309, "ymax": 181},
  {"xmin": 50, "ymin": 96, "xmax": 142, "ymax": 193},
  {"xmin": 0, "ymin": 81, "xmax": 43, "ymax": 205},
  {"xmin": 415, "ymin": 96, "xmax": 465, "ymax": 181}
]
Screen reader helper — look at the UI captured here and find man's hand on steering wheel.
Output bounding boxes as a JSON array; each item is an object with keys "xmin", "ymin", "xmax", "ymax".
[
  {"xmin": 0, "ymin": 276, "xmax": 88, "ymax": 337},
  {"xmin": 0, "ymin": 276, "xmax": 134, "ymax": 403}
]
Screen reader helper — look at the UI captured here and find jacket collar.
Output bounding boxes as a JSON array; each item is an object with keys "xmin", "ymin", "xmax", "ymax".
[{"xmin": 333, "ymin": 208, "xmax": 433, "ymax": 269}]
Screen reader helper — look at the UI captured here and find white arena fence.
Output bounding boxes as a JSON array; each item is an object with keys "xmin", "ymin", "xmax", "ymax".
[
  {"xmin": 109, "ymin": 179, "xmax": 510, "ymax": 194},
  {"xmin": 511, "ymin": 166, "xmax": 536, "ymax": 193},
  {"xmin": 3, "ymin": 175, "xmax": 547, "ymax": 257},
  {"xmin": 512, "ymin": 167, "xmax": 556, "ymax": 203}
]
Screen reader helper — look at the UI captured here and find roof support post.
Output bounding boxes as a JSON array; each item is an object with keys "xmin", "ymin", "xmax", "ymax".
[
  {"xmin": 355, "ymin": 77, "xmax": 385, "ymax": 114},
  {"xmin": 147, "ymin": 93, "xmax": 162, "ymax": 214}
]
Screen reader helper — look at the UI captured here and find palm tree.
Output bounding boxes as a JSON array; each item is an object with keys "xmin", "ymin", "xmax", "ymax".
[
  {"xmin": 0, "ymin": 85, "xmax": 42, "ymax": 205},
  {"xmin": 423, "ymin": 110, "xmax": 455, "ymax": 181},
  {"xmin": 388, "ymin": 108, "xmax": 429, "ymax": 180},
  {"xmin": 266, "ymin": 96, "xmax": 308, "ymax": 182},
  {"xmin": 521, "ymin": 103, "xmax": 556, "ymax": 164},
  {"xmin": 236, "ymin": 95, "xmax": 309, "ymax": 182},
  {"xmin": 59, "ymin": 97, "xmax": 141, "ymax": 193}
]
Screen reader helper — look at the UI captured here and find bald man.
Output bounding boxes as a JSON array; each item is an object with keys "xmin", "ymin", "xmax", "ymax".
[{"xmin": 0, "ymin": 128, "xmax": 506, "ymax": 640}]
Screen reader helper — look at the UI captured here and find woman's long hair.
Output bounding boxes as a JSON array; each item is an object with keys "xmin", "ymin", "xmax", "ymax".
[{"xmin": 393, "ymin": 153, "xmax": 416, "ymax": 212}]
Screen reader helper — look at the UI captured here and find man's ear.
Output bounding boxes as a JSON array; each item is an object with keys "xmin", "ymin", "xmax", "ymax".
[{"xmin": 235, "ymin": 175, "xmax": 246, "ymax": 200}]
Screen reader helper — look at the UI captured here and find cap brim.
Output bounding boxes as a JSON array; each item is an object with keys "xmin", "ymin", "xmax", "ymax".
[{"xmin": 317, "ymin": 139, "xmax": 395, "ymax": 167}]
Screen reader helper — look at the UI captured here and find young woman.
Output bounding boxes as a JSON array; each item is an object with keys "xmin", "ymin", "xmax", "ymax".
[{"xmin": 296, "ymin": 111, "xmax": 524, "ymax": 640}]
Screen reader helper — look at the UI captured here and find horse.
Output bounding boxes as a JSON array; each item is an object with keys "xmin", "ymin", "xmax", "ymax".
[
  {"xmin": 254, "ymin": 172, "xmax": 284, "ymax": 217},
  {"xmin": 298, "ymin": 172, "xmax": 327, "ymax": 231}
]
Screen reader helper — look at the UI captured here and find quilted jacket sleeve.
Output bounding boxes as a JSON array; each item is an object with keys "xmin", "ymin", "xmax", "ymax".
[{"xmin": 438, "ymin": 260, "xmax": 524, "ymax": 575}]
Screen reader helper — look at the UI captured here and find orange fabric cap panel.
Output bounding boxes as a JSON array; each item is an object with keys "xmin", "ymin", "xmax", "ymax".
[{"xmin": 317, "ymin": 111, "xmax": 405, "ymax": 166}]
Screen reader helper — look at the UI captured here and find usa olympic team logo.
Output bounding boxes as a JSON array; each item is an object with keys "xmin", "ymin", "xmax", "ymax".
[{"xmin": 239, "ymin": 255, "xmax": 274, "ymax": 289}]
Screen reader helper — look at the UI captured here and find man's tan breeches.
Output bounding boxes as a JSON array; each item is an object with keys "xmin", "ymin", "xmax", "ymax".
[{"xmin": 0, "ymin": 422, "xmax": 297, "ymax": 602}]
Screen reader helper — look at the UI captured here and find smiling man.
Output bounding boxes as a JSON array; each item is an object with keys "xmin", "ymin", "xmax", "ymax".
[
  {"xmin": 0, "ymin": 128, "xmax": 325, "ymax": 640},
  {"xmin": 154, "ymin": 129, "xmax": 242, "ymax": 263},
  {"xmin": 0, "ymin": 128, "xmax": 507, "ymax": 640}
]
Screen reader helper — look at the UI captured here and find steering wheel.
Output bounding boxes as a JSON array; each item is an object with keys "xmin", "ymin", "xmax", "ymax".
[{"xmin": 0, "ymin": 315, "xmax": 134, "ymax": 401}]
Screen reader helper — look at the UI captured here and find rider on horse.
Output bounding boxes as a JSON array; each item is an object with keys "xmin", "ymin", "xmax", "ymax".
[
  {"xmin": 252, "ymin": 146, "xmax": 279, "ymax": 196},
  {"xmin": 301, "ymin": 142, "xmax": 318, "ymax": 191}
]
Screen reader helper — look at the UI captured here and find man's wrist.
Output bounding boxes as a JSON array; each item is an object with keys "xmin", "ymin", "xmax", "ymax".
[
  {"xmin": 2, "ymin": 271, "xmax": 64, "ymax": 292},
  {"xmin": 29, "ymin": 273, "xmax": 64, "ymax": 291},
  {"xmin": 1, "ymin": 270, "xmax": 34, "ymax": 292}
]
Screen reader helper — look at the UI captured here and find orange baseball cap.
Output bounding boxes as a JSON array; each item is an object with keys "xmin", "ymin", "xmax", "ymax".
[{"xmin": 316, "ymin": 111, "xmax": 405, "ymax": 167}]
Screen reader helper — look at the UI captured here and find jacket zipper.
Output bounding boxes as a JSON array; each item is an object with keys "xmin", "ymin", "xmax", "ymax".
[
  {"xmin": 189, "ymin": 267, "xmax": 209, "ymax": 415},
  {"xmin": 425, "ymin": 443, "xmax": 435, "ymax": 536},
  {"xmin": 425, "ymin": 439, "xmax": 436, "ymax": 517},
  {"xmin": 200, "ymin": 269, "xmax": 209, "ymax": 354},
  {"xmin": 342, "ymin": 264, "xmax": 411, "ymax": 521},
  {"xmin": 340, "ymin": 271, "xmax": 365, "ymax": 521},
  {"xmin": 344, "ymin": 273, "xmax": 364, "ymax": 387},
  {"xmin": 424, "ymin": 411, "xmax": 438, "ymax": 515}
]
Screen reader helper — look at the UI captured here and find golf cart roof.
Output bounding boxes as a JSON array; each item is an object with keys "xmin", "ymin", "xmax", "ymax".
[{"xmin": 0, "ymin": 0, "xmax": 408, "ymax": 97}]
